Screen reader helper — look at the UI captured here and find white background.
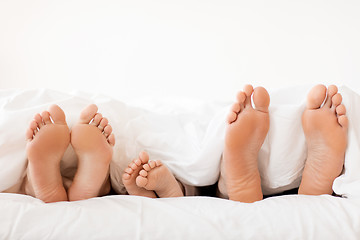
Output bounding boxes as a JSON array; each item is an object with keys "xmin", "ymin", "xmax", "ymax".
[{"xmin": 1, "ymin": 0, "xmax": 359, "ymax": 101}]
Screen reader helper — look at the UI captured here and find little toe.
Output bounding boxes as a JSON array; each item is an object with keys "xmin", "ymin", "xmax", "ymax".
[
  {"xmin": 336, "ymin": 104, "xmax": 346, "ymax": 116},
  {"xmin": 41, "ymin": 111, "xmax": 51, "ymax": 125},
  {"xmin": 338, "ymin": 115, "xmax": 349, "ymax": 129},
  {"xmin": 155, "ymin": 160, "xmax": 162, "ymax": 166},
  {"xmin": 306, "ymin": 84, "xmax": 327, "ymax": 109},
  {"xmin": 98, "ymin": 117, "xmax": 108, "ymax": 131},
  {"xmin": 91, "ymin": 113, "xmax": 102, "ymax": 126},
  {"xmin": 139, "ymin": 151, "xmax": 150, "ymax": 164},
  {"xmin": 324, "ymin": 85, "xmax": 338, "ymax": 107},
  {"xmin": 48, "ymin": 105, "xmax": 66, "ymax": 124},
  {"xmin": 26, "ymin": 121, "xmax": 37, "ymax": 140},
  {"xmin": 79, "ymin": 104, "xmax": 98, "ymax": 124},
  {"xmin": 122, "ymin": 173, "xmax": 131, "ymax": 180},
  {"xmin": 253, "ymin": 87, "xmax": 270, "ymax": 113}
]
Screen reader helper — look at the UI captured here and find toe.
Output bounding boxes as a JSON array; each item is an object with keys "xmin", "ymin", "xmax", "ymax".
[
  {"xmin": 253, "ymin": 86, "xmax": 270, "ymax": 113},
  {"xmin": 338, "ymin": 115, "xmax": 348, "ymax": 129},
  {"xmin": 143, "ymin": 163, "xmax": 151, "ymax": 171},
  {"xmin": 155, "ymin": 160, "xmax": 162, "ymax": 166},
  {"xmin": 91, "ymin": 113, "xmax": 103, "ymax": 126},
  {"xmin": 324, "ymin": 85, "xmax": 338, "ymax": 107},
  {"xmin": 107, "ymin": 133, "xmax": 115, "ymax": 146},
  {"xmin": 79, "ymin": 104, "xmax": 98, "ymax": 124},
  {"xmin": 125, "ymin": 167, "xmax": 133, "ymax": 174},
  {"xmin": 48, "ymin": 105, "xmax": 66, "ymax": 124},
  {"xmin": 236, "ymin": 91, "xmax": 246, "ymax": 104},
  {"xmin": 139, "ymin": 151, "xmax": 150, "ymax": 164},
  {"xmin": 41, "ymin": 111, "xmax": 51, "ymax": 125},
  {"xmin": 34, "ymin": 113, "xmax": 44, "ymax": 128},
  {"xmin": 26, "ymin": 121, "xmax": 37, "ymax": 140},
  {"xmin": 331, "ymin": 93, "xmax": 342, "ymax": 109},
  {"xmin": 103, "ymin": 125, "xmax": 112, "ymax": 137},
  {"xmin": 136, "ymin": 176, "xmax": 148, "ymax": 188},
  {"xmin": 336, "ymin": 104, "xmax": 346, "ymax": 116},
  {"xmin": 139, "ymin": 169, "xmax": 148, "ymax": 177},
  {"xmin": 231, "ymin": 103, "xmax": 241, "ymax": 114},
  {"xmin": 306, "ymin": 84, "xmax": 327, "ymax": 109},
  {"xmin": 243, "ymin": 85, "xmax": 254, "ymax": 107},
  {"xmin": 98, "ymin": 117, "xmax": 108, "ymax": 131},
  {"xmin": 148, "ymin": 161, "xmax": 156, "ymax": 168},
  {"xmin": 122, "ymin": 173, "xmax": 131, "ymax": 180},
  {"xmin": 227, "ymin": 111, "xmax": 237, "ymax": 124}
]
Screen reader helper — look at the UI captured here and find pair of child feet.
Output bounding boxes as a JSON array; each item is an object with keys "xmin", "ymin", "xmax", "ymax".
[{"xmin": 221, "ymin": 84, "xmax": 348, "ymax": 203}]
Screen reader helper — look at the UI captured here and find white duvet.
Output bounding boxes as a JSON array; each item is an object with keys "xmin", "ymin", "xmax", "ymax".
[{"xmin": 1, "ymin": 86, "xmax": 360, "ymax": 239}]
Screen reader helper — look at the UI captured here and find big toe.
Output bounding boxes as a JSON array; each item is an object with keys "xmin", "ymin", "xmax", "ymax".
[
  {"xmin": 306, "ymin": 84, "xmax": 327, "ymax": 109},
  {"xmin": 48, "ymin": 105, "xmax": 67, "ymax": 124},
  {"xmin": 79, "ymin": 104, "xmax": 98, "ymax": 124},
  {"xmin": 253, "ymin": 87, "xmax": 270, "ymax": 113}
]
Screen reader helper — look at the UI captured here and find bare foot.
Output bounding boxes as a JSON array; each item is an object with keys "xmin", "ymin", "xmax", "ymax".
[
  {"xmin": 222, "ymin": 85, "xmax": 270, "ymax": 203},
  {"xmin": 25, "ymin": 105, "xmax": 69, "ymax": 203},
  {"xmin": 122, "ymin": 151, "xmax": 157, "ymax": 198},
  {"xmin": 68, "ymin": 104, "xmax": 115, "ymax": 201},
  {"xmin": 136, "ymin": 159, "xmax": 184, "ymax": 198},
  {"xmin": 299, "ymin": 85, "xmax": 348, "ymax": 195}
]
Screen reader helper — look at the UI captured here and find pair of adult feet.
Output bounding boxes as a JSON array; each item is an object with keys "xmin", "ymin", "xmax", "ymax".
[
  {"xmin": 221, "ymin": 84, "xmax": 348, "ymax": 203},
  {"xmin": 25, "ymin": 104, "xmax": 115, "ymax": 203}
]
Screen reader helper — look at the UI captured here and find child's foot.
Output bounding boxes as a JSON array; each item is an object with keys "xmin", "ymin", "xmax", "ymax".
[
  {"xmin": 222, "ymin": 85, "xmax": 270, "ymax": 203},
  {"xmin": 122, "ymin": 151, "xmax": 157, "ymax": 198},
  {"xmin": 136, "ymin": 160, "xmax": 184, "ymax": 198},
  {"xmin": 68, "ymin": 104, "xmax": 115, "ymax": 201},
  {"xmin": 25, "ymin": 105, "xmax": 69, "ymax": 203},
  {"xmin": 299, "ymin": 85, "xmax": 348, "ymax": 195}
]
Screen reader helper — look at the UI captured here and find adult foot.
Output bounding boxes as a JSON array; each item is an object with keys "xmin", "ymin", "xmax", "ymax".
[
  {"xmin": 136, "ymin": 159, "xmax": 184, "ymax": 198},
  {"xmin": 122, "ymin": 151, "xmax": 157, "ymax": 198},
  {"xmin": 222, "ymin": 85, "xmax": 270, "ymax": 203},
  {"xmin": 68, "ymin": 104, "xmax": 115, "ymax": 201},
  {"xmin": 25, "ymin": 105, "xmax": 70, "ymax": 203},
  {"xmin": 299, "ymin": 85, "xmax": 348, "ymax": 195}
]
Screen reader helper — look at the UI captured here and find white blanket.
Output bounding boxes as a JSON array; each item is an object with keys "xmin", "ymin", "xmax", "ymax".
[
  {"xmin": 0, "ymin": 193, "xmax": 359, "ymax": 239},
  {"xmin": 1, "ymin": 86, "xmax": 360, "ymax": 197}
]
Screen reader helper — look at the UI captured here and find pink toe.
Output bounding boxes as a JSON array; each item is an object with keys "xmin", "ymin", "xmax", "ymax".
[
  {"xmin": 231, "ymin": 103, "xmax": 241, "ymax": 113},
  {"xmin": 125, "ymin": 168, "xmax": 133, "ymax": 174},
  {"xmin": 236, "ymin": 91, "xmax": 246, "ymax": 103},
  {"xmin": 26, "ymin": 128, "xmax": 34, "ymax": 140}
]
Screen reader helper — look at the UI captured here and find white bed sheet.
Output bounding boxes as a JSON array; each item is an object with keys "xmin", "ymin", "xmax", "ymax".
[
  {"xmin": 0, "ymin": 193, "xmax": 359, "ymax": 239},
  {"xmin": 1, "ymin": 86, "xmax": 360, "ymax": 197}
]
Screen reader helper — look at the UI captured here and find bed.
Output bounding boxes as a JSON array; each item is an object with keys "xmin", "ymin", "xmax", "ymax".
[{"xmin": 1, "ymin": 86, "xmax": 360, "ymax": 239}]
